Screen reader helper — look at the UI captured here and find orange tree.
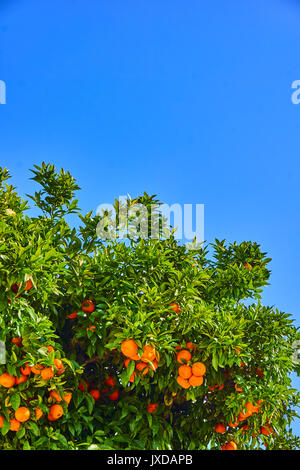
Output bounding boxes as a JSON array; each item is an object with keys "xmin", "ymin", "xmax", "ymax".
[{"xmin": 0, "ymin": 162, "xmax": 299, "ymax": 450}]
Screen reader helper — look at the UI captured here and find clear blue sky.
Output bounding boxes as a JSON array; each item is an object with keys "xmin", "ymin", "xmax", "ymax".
[{"xmin": 0, "ymin": 0, "xmax": 299, "ymax": 438}]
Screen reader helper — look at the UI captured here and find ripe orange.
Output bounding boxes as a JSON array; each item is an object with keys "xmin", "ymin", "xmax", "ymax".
[
  {"xmin": 147, "ymin": 403, "xmax": 158, "ymax": 413},
  {"xmin": 78, "ymin": 380, "xmax": 90, "ymax": 392},
  {"xmin": 176, "ymin": 350, "xmax": 192, "ymax": 364},
  {"xmin": 49, "ymin": 404, "xmax": 63, "ymax": 420},
  {"xmin": 124, "ymin": 358, "xmax": 133, "ymax": 368},
  {"xmin": 178, "ymin": 365, "xmax": 192, "ymax": 379},
  {"xmin": 31, "ymin": 364, "xmax": 43, "ymax": 375},
  {"xmin": 105, "ymin": 376, "xmax": 116, "ymax": 387},
  {"xmin": 0, "ymin": 415, "xmax": 4, "ymax": 428},
  {"xmin": 63, "ymin": 392, "xmax": 72, "ymax": 404},
  {"xmin": 121, "ymin": 339, "xmax": 139, "ymax": 359},
  {"xmin": 238, "ymin": 411, "xmax": 251, "ymax": 421},
  {"xmin": 235, "ymin": 383, "xmax": 243, "ymax": 392},
  {"xmin": 191, "ymin": 362, "xmax": 206, "ymax": 377},
  {"xmin": 260, "ymin": 424, "xmax": 273, "ymax": 436},
  {"xmin": 222, "ymin": 441, "xmax": 237, "ymax": 450},
  {"xmin": 15, "ymin": 407, "xmax": 30, "ymax": 423},
  {"xmin": 149, "ymin": 359, "xmax": 158, "ymax": 371},
  {"xmin": 129, "ymin": 372, "xmax": 137, "ymax": 383},
  {"xmin": 89, "ymin": 389, "xmax": 101, "ymax": 401},
  {"xmin": 136, "ymin": 362, "xmax": 149, "ymax": 375},
  {"xmin": 177, "ymin": 376, "xmax": 190, "ymax": 389},
  {"xmin": 108, "ymin": 390, "xmax": 119, "ymax": 401},
  {"xmin": 12, "ymin": 337, "xmax": 22, "ymax": 346},
  {"xmin": 67, "ymin": 311, "xmax": 77, "ymax": 319},
  {"xmin": 47, "ymin": 413, "xmax": 56, "ymax": 422},
  {"xmin": 81, "ymin": 300, "xmax": 95, "ymax": 313},
  {"xmin": 170, "ymin": 303, "xmax": 180, "ymax": 313},
  {"xmin": 10, "ymin": 419, "xmax": 20, "ymax": 431},
  {"xmin": 246, "ymin": 402, "xmax": 256, "ymax": 414},
  {"xmin": 54, "ymin": 359, "xmax": 64, "ymax": 369},
  {"xmin": 228, "ymin": 420, "xmax": 239, "ymax": 428},
  {"xmin": 15, "ymin": 374, "xmax": 27, "ymax": 385},
  {"xmin": 41, "ymin": 367, "xmax": 54, "ymax": 380},
  {"xmin": 46, "ymin": 346, "xmax": 54, "ymax": 353},
  {"xmin": 189, "ymin": 375, "xmax": 203, "ymax": 387},
  {"xmin": 35, "ymin": 408, "xmax": 43, "ymax": 420},
  {"xmin": 218, "ymin": 383, "xmax": 224, "ymax": 390},
  {"xmin": 215, "ymin": 423, "xmax": 226, "ymax": 434},
  {"xmin": 20, "ymin": 364, "xmax": 31, "ymax": 376},
  {"xmin": 50, "ymin": 390, "xmax": 62, "ymax": 402},
  {"xmin": 0, "ymin": 372, "xmax": 16, "ymax": 388},
  {"xmin": 186, "ymin": 342, "xmax": 195, "ymax": 351},
  {"xmin": 141, "ymin": 345, "xmax": 156, "ymax": 362}
]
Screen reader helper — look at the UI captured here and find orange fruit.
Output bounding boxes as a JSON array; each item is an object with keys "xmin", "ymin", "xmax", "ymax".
[
  {"xmin": 235, "ymin": 383, "xmax": 243, "ymax": 392},
  {"xmin": 0, "ymin": 415, "xmax": 4, "ymax": 428},
  {"xmin": 228, "ymin": 420, "xmax": 239, "ymax": 428},
  {"xmin": 49, "ymin": 404, "xmax": 63, "ymax": 420},
  {"xmin": 124, "ymin": 358, "xmax": 133, "ymax": 368},
  {"xmin": 15, "ymin": 407, "xmax": 30, "ymax": 423},
  {"xmin": 176, "ymin": 350, "xmax": 192, "ymax": 364},
  {"xmin": 25, "ymin": 279, "xmax": 32, "ymax": 291},
  {"xmin": 215, "ymin": 423, "xmax": 226, "ymax": 434},
  {"xmin": 48, "ymin": 413, "xmax": 56, "ymax": 422},
  {"xmin": 129, "ymin": 372, "xmax": 137, "ymax": 383},
  {"xmin": 15, "ymin": 374, "xmax": 27, "ymax": 385},
  {"xmin": 81, "ymin": 300, "xmax": 95, "ymax": 313},
  {"xmin": 149, "ymin": 359, "xmax": 158, "ymax": 371},
  {"xmin": 105, "ymin": 376, "xmax": 116, "ymax": 387},
  {"xmin": 54, "ymin": 359, "xmax": 64, "ymax": 369},
  {"xmin": 218, "ymin": 383, "xmax": 224, "ymax": 390},
  {"xmin": 191, "ymin": 362, "xmax": 206, "ymax": 377},
  {"xmin": 46, "ymin": 346, "xmax": 54, "ymax": 353},
  {"xmin": 35, "ymin": 408, "xmax": 43, "ymax": 420},
  {"xmin": 186, "ymin": 342, "xmax": 195, "ymax": 351},
  {"xmin": 10, "ymin": 419, "xmax": 20, "ymax": 431},
  {"xmin": 222, "ymin": 441, "xmax": 237, "ymax": 450},
  {"xmin": 0, "ymin": 372, "xmax": 16, "ymax": 388},
  {"xmin": 63, "ymin": 393, "xmax": 72, "ymax": 404},
  {"xmin": 189, "ymin": 375, "xmax": 203, "ymax": 387},
  {"xmin": 67, "ymin": 311, "xmax": 77, "ymax": 319},
  {"xmin": 136, "ymin": 362, "xmax": 149, "ymax": 375},
  {"xmin": 147, "ymin": 403, "xmax": 158, "ymax": 413},
  {"xmin": 121, "ymin": 339, "xmax": 139, "ymax": 359},
  {"xmin": 260, "ymin": 424, "xmax": 273, "ymax": 436},
  {"xmin": 177, "ymin": 376, "xmax": 190, "ymax": 389},
  {"xmin": 238, "ymin": 411, "xmax": 251, "ymax": 421},
  {"xmin": 78, "ymin": 380, "xmax": 89, "ymax": 392},
  {"xmin": 89, "ymin": 389, "xmax": 101, "ymax": 401},
  {"xmin": 41, "ymin": 367, "xmax": 54, "ymax": 380},
  {"xmin": 141, "ymin": 345, "xmax": 156, "ymax": 363},
  {"xmin": 50, "ymin": 390, "xmax": 62, "ymax": 402},
  {"xmin": 31, "ymin": 364, "xmax": 43, "ymax": 375},
  {"xmin": 178, "ymin": 365, "xmax": 192, "ymax": 379},
  {"xmin": 12, "ymin": 337, "xmax": 22, "ymax": 345},
  {"xmin": 108, "ymin": 390, "xmax": 119, "ymax": 401},
  {"xmin": 170, "ymin": 303, "xmax": 180, "ymax": 313},
  {"xmin": 20, "ymin": 364, "xmax": 31, "ymax": 376},
  {"xmin": 246, "ymin": 402, "xmax": 256, "ymax": 414}
]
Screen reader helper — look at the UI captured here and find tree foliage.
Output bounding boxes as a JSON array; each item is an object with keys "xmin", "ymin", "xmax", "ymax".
[{"xmin": 0, "ymin": 163, "xmax": 299, "ymax": 450}]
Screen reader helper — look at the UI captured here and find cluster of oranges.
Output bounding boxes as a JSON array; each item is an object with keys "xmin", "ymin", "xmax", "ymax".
[
  {"xmin": 0, "ymin": 406, "xmax": 43, "ymax": 432},
  {"xmin": 0, "ymin": 342, "xmax": 72, "ymax": 427},
  {"xmin": 175, "ymin": 344, "xmax": 206, "ymax": 389},
  {"xmin": 121, "ymin": 340, "xmax": 159, "ymax": 383},
  {"xmin": 78, "ymin": 374, "xmax": 120, "ymax": 402},
  {"xmin": 0, "ymin": 344, "xmax": 65, "ymax": 389}
]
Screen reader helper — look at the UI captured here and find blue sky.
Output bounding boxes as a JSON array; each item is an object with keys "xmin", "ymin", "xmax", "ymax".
[{"xmin": 0, "ymin": 0, "xmax": 299, "ymax": 438}]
